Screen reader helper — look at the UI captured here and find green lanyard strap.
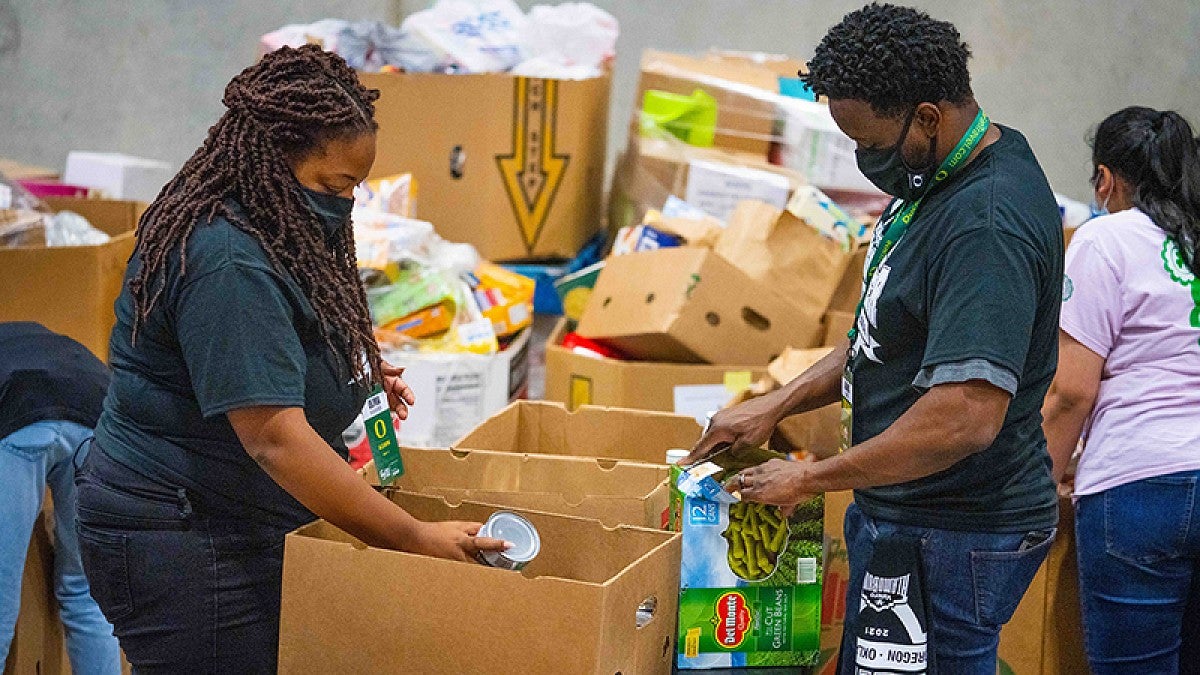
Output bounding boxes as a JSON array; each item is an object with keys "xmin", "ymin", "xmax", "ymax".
[{"xmin": 846, "ymin": 108, "xmax": 992, "ymax": 343}]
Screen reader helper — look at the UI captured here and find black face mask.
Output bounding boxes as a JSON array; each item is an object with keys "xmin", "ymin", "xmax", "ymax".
[
  {"xmin": 299, "ymin": 185, "xmax": 354, "ymax": 239},
  {"xmin": 855, "ymin": 106, "xmax": 939, "ymax": 201}
]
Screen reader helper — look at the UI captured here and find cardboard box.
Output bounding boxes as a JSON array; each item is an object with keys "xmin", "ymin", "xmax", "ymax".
[
  {"xmin": 545, "ymin": 319, "xmax": 770, "ymax": 418},
  {"xmin": 822, "ymin": 311, "xmax": 856, "ymax": 347},
  {"xmin": 0, "ymin": 198, "xmax": 142, "ymax": 360},
  {"xmin": 715, "ymin": 200, "xmax": 859, "ymax": 324},
  {"xmin": 4, "ymin": 504, "xmax": 65, "ymax": 675},
  {"xmin": 0, "ymin": 158, "xmax": 58, "ymax": 181},
  {"xmin": 636, "ymin": 50, "xmax": 805, "ymax": 157},
  {"xmin": 385, "ymin": 327, "xmax": 530, "ymax": 448},
  {"xmin": 278, "ymin": 492, "xmax": 681, "ymax": 674},
  {"xmin": 817, "ymin": 494, "xmax": 1088, "ymax": 674},
  {"xmin": 997, "ymin": 498, "xmax": 1088, "ymax": 674},
  {"xmin": 361, "ymin": 71, "xmax": 611, "ymax": 260},
  {"xmin": 362, "ymin": 444, "xmax": 672, "ymax": 529},
  {"xmin": 63, "ymin": 152, "xmax": 173, "ymax": 203},
  {"xmin": 675, "ymin": 467, "xmax": 823, "ymax": 669},
  {"xmin": 577, "ymin": 247, "xmax": 824, "ymax": 364},
  {"xmin": 826, "ymin": 244, "xmax": 868, "ymax": 313},
  {"xmin": 608, "ymin": 135, "xmax": 805, "ymax": 234},
  {"xmin": 456, "ymin": 399, "xmax": 702, "ymax": 465}
]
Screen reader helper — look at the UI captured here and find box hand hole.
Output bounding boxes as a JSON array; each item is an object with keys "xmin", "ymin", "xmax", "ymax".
[
  {"xmin": 705, "ymin": 311, "xmax": 720, "ymax": 327},
  {"xmin": 741, "ymin": 307, "xmax": 771, "ymax": 332},
  {"xmin": 636, "ymin": 595, "xmax": 657, "ymax": 628}
]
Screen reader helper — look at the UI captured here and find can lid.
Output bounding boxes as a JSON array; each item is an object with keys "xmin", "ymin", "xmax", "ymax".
[
  {"xmin": 665, "ymin": 448, "xmax": 689, "ymax": 464},
  {"xmin": 481, "ymin": 511, "xmax": 541, "ymax": 563}
]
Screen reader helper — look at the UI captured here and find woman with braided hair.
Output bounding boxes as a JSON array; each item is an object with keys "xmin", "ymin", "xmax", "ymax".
[{"xmin": 74, "ymin": 45, "xmax": 507, "ymax": 672}]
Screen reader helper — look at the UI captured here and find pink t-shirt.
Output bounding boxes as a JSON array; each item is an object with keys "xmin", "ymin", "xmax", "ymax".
[{"xmin": 1062, "ymin": 208, "xmax": 1200, "ymax": 496}]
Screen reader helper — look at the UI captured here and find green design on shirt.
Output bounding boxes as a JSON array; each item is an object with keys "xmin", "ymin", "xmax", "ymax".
[{"xmin": 1161, "ymin": 238, "xmax": 1200, "ymax": 335}]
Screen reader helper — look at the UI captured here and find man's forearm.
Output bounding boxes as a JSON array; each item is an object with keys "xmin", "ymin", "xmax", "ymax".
[
  {"xmin": 796, "ymin": 381, "xmax": 1005, "ymax": 493},
  {"xmin": 773, "ymin": 338, "xmax": 847, "ymax": 418}
]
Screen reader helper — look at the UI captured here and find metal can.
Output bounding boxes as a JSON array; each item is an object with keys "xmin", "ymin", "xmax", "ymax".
[{"xmin": 476, "ymin": 511, "xmax": 541, "ymax": 571}]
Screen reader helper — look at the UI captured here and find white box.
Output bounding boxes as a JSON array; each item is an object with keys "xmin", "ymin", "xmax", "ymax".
[
  {"xmin": 64, "ymin": 152, "xmax": 174, "ymax": 202},
  {"xmin": 684, "ymin": 159, "xmax": 792, "ymax": 223},
  {"xmin": 775, "ymin": 98, "xmax": 879, "ymax": 195},
  {"xmin": 384, "ymin": 328, "xmax": 531, "ymax": 448}
]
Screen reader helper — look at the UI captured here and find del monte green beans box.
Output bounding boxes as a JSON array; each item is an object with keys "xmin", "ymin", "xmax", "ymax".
[{"xmin": 676, "ymin": 462, "xmax": 822, "ymax": 669}]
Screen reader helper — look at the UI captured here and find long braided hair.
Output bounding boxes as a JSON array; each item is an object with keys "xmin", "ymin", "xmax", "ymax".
[{"xmin": 130, "ymin": 45, "xmax": 383, "ymax": 386}]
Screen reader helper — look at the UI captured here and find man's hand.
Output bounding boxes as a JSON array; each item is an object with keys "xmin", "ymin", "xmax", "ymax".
[
  {"xmin": 730, "ymin": 458, "xmax": 817, "ymax": 517},
  {"xmin": 380, "ymin": 360, "xmax": 416, "ymax": 420},
  {"xmin": 681, "ymin": 393, "xmax": 784, "ymax": 466}
]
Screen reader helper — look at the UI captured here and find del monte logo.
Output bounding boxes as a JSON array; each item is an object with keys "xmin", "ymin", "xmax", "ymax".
[{"xmin": 710, "ymin": 592, "xmax": 753, "ymax": 649}]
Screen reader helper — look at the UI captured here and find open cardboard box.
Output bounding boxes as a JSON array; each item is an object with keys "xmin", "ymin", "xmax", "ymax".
[
  {"xmin": 545, "ymin": 319, "xmax": 769, "ymax": 415},
  {"xmin": 361, "ymin": 445, "xmax": 672, "ymax": 529},
  {"xmin": 0, "ymin": 198, "xmax": 143, "ymax": 360},
  {"xmin": 456, "ymin": 400, "xmax": 702, "ymax": 465},
  {"xmin": 360, "ymin": 70, "xmax": 611, "ymax": 261},
  {"xmin": 278, "ymin": 492, "xmax": 681, "ymax": 675},
  {"xmin": 577, "ymin": 247, "xmax": 824, "ymax": 364}
]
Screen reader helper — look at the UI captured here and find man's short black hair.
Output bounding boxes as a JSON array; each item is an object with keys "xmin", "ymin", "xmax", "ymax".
[{"xmin": 801, "ymin": 3, "xmax": 973, "ymax": 117}]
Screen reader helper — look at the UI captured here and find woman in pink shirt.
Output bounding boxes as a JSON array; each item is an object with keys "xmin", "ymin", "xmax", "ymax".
[{"xmin": 1042, "ymin": 107, "xmax": 1200, "ymax": 674}]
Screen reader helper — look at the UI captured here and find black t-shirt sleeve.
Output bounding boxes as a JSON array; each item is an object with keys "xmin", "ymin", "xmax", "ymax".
[
  {"xmin": 922, "ymin": 227, "xmax": 1041, "ymax": 382},
  {"xmin": 174, "ymin": 262, "xmax": 307, "ymax": 418}
]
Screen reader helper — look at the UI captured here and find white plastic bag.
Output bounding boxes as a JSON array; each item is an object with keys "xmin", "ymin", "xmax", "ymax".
[
  {"xmin": 514, "ymin": 3, "xmax": 617, "ymax": 78},
  {"xmin": 400, "ymin": 0, "xmax": 527, "ymax": 73}
]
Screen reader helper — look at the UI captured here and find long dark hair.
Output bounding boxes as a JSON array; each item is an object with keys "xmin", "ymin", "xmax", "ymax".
[
  {"xmin": 1092, "ymin": 106, "xmax": 1200, "ymax": 275},
  {"xmin": 130, "ymin": 45, "xmax": 383, "ymax": 385}
]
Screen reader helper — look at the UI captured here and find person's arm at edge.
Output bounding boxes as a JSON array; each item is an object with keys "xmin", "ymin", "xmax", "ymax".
[{"xmin": 1040, "ymin": 331, "xmax": 1103, "ymax": 482}]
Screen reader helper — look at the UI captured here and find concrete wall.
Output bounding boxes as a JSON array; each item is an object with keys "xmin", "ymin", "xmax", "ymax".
[{"xmin": 2, "ymin": 0, "xmax": 1197, "ymax": 201}]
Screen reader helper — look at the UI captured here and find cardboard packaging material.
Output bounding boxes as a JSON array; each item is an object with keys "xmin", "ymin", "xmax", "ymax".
[
  {"xmin": 825, "ymin": 244, "xmax": 868, "ymax": 314},
  {"xmin": 715, "ymin": 200, "xmax": 858, "ymax": 322},
  {"xmin": 577, "ymin": 247, "xmax": 824, "ymax": 365},
  {"xmin": 822, "ymin": 311, "xmax": 857, "ymax": 347},
  {"xmin": 997, "ymin": 497, "xmax": 1088, "ymax": 674},
  {"xmin": 5, "ymin": 504, "xmax": 65, "ymax": 675},
  {"xmin": 278, "ymin": 492, "xmax": 681, "ymax": 675},
  {"xmin": 360, "ymin": 71, "xmax": 611, "ymax": 261},
  {"xmin": 0, "ymin": 198, "xmax": 143, "ymax": 360},
  {"xmin": 818, "ymin": 494, "xmax": 1088, "ymax": 675},
  {"xmin": 635, "ymin": 49, "xmax": 806, "ymax": 156},
  {"xmin": 455, "ymin": 400, "xmax": 701, "ymax": 465},
  {"xmin": 383, "ymin": 328, "xmax": 530, "ymax": 448},
  {"xmin": 361, "ymin": 444, "xmax": 672, "ymax": 529},
  {"xmin": 609, "ymin": 135, "xmax": 805, "ymax": 234},
  {"xmin": 545, "ymin": 319, "xmax": 770, "ymax": 418},
  {"xmin": 63, "ymin": 152, "xmax": 173, "ymax": 202},
  {"xmin": 0, "ymin": 158, "xmax": 58, "ymax": 181}
]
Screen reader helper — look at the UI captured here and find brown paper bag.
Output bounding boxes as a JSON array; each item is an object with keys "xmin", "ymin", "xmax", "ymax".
[{"xmin": 715, "ymin": 200, "xmax": 856, "ymax": 318}]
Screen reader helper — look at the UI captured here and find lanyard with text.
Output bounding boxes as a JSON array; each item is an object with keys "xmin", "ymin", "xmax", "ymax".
[{"xmin": 840, "ymin": 108, "xmax": 991, "ymax": 452}]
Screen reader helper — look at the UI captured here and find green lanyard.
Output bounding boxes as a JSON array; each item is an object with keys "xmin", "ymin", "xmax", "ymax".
[{"xmin": 847, "ymin": 109, "xmax": 992, "ymax": 343}]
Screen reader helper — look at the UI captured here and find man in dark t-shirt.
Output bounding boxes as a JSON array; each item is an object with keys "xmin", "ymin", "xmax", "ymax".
[
  {"xmin": 685, "ymin": 5, "xmax": 1060, "ymax": 673},
  {"xmin": 0, "ymin": 323, "xmax": 121, "ymax": 672}
]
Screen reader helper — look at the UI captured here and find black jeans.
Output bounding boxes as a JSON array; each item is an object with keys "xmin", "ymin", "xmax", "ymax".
[{"xmin": 75, "ymin": 444, "xmax": 292, "ymax": 674}]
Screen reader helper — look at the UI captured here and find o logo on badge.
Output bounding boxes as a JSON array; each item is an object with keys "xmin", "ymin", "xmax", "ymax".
[{"xmin": 374, "ymin": 418, "xmax": 388, "ymax": 438}]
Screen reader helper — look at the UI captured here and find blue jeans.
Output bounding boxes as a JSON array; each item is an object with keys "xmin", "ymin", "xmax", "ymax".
[
  {"xmin": 0, "ymin": 421, "xmax": 121, "ymax": 675},
  {"xmin": 1076, "ymin": 470, "xmax": 1200, "ymax": 674},
  {"xmin": 76, "ymin": 444, "xmax": 291, "ymax": 674},
  {"xmin": 839, "ymin": 502, "xmax": 1055, "ymax": 674}
]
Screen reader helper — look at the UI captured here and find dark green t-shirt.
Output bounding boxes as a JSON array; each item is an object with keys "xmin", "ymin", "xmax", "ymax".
[
  {"xmin": 95, "ymin": 201, "xmax": 368, "ymax": 530},
  {"xmin": 849, "ymin": 126, "xmax": 1061, "ymax": 533}
]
